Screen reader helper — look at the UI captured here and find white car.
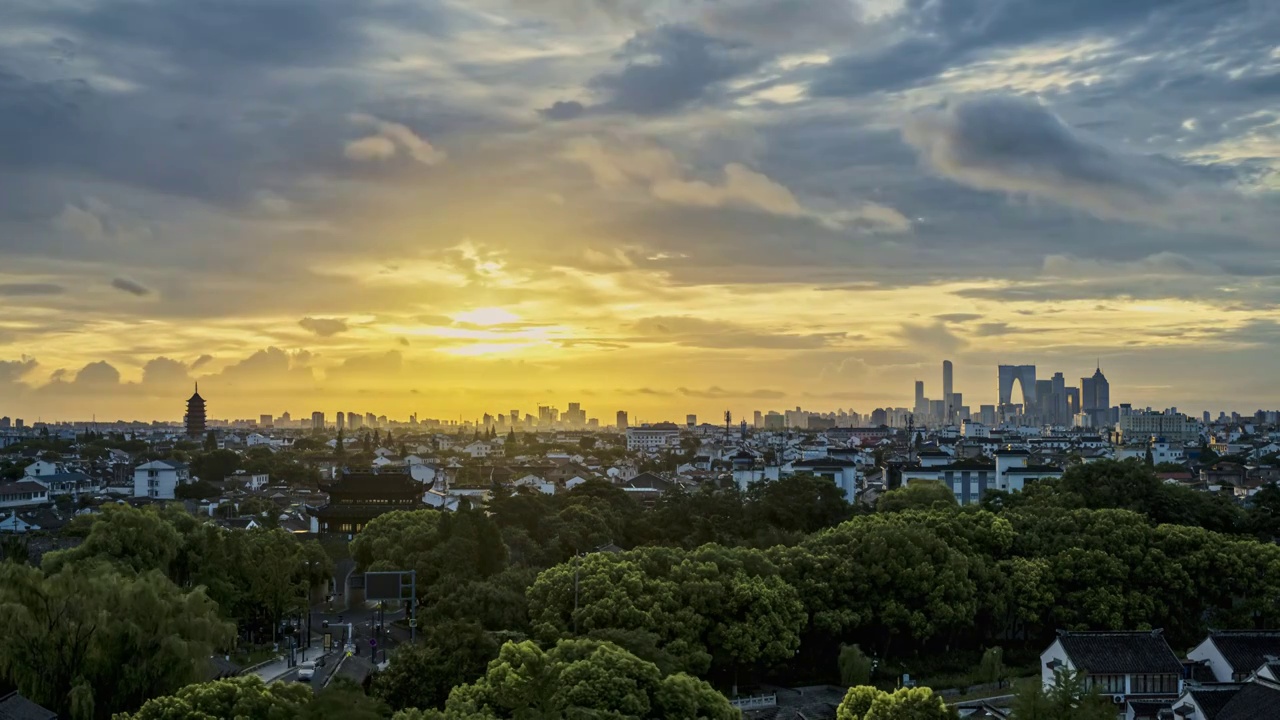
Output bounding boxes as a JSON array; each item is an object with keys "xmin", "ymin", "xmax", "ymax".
[{"xmin": 297, "ymin": 661, "xmax": 316, "ymax": 682}]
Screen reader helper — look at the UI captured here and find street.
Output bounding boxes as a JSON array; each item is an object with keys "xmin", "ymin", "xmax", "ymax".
[{"xmin": 262, "ymin": 601, "xmax": 407, "ymax": 689}]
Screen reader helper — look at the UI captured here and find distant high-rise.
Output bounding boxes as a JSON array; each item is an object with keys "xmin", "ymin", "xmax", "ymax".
[
  {"xmin": 998, "ymin": 365, "xmax": 1038, "ymax": 406},
  {"xmin": 186, "ymin": 383, "xmax": 207, "ymax": 438},
  {"xmin": 914, "ymin": 380, "xmax": 926, "ymax": 415},
  {"xmin": 753, "ymin": 410, "xmax": 763, "ymax": 429},
  {"xmin": 365, "ymin": 412, "xmax": 377, "ymax": 428},
  {"xmin": 616, "ymin": 410, "xmax": 628, "ymax": 431},
  {"xmin": 311, "ymin": 411, "xmax": 325, "ymax": 430},
  {"xmin": 336, "ymin": 412, "xmax": 345, "ymax": 431},
  {"xmin": 942, "ymin": 360, "xmax": 954, "ymax": 417},
  {"xmin": 686, "ymin": 414, "xmax": 697, "ymax": 427},
  {"xmin": 1081, "ymin": 365, "xmax": 1111, "ymax": 427},
  {"xmin": 259, "ymin": 414, "xmax": 272, "ymax": 428}
]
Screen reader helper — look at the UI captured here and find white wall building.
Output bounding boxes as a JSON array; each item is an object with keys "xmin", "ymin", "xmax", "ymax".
[
  {"xmin": 625, "ymin": 425, "xmax": 682, "ymax": 452},
  {"xmin": 0, "ymin": 480, "xmax": 49, "ymax": 509},
  {"xmin": 133, "ymin": 460, "xmax": 191, "ymax": 500}
]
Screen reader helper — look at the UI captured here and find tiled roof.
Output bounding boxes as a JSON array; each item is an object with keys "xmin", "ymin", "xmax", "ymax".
[
  {"xmin": 1217, "ymin": 681, "xmax": 1280, "ymax": 720},
  {"xmin": 1207, "ymin": 631, "xmax": 1280, "ymax": 674},
  {"xmin": 0, "ymin": 481, "xmax": 47, "ymax": 496},
  {"xmin": 0, "ymin": 692, "xmax": 57, "ymax": 720},
  {"xmin": 1190, "ymin": 685, "xmax": 1245, "ymax": 720},
  {"xmin": 1057, "ymin": 630, "xmax": 1183, "ymax": 674}
]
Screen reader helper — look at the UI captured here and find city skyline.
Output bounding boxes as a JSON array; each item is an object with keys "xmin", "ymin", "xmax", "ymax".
[
  {"xmin": 3, "ymin": 1, "xmax": 1279, "ymax": 421},
  {"xmin": 5, "ymin": 357, "xmax": 1268, "ymax": 427}
]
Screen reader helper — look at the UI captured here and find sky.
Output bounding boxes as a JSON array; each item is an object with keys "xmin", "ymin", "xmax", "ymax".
[{"xmin": 1, "ymin": 0, "xmax": 1278, "ymax": 422}]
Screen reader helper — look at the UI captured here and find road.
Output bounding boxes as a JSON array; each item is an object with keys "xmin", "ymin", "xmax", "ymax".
[{"xmin": 273, "ymin": 648, "xmax": 338, "ymax": 690}]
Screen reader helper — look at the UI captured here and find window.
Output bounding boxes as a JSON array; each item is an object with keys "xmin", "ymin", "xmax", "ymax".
[
  {"xmin": 1131, "ymin": 674, "xmax": 1177, "ymax": 694},
  {"xmin": 1087, "ymin": 674, "xmax": 1125, "ymax": 693}
]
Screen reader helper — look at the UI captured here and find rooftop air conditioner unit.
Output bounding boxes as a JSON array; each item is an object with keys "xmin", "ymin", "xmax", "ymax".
[{"xmin": 1112, "ymin": 694, "xmax": 1126, "ymax": 705}]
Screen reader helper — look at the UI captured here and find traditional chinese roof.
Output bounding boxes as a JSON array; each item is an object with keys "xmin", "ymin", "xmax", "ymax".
[
  {"xmin": 1057, "ymin": 630, "xmax": 1182, "ymax": 674},
  {"xmin": 1205, "ymin": 631, "xmax": 1280, "ymax": 675}
]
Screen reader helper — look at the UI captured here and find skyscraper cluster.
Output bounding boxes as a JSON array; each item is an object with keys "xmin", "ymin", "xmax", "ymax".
[{"xmin": 912, "ymin": 361, "xmax": 1116, "ymax": 428}]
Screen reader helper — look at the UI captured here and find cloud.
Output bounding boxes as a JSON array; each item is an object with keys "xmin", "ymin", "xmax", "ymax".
[
  {"xmin": 191, "ymin": 354, "xmax": 214, "ymax": 369},
  {"xmin": 539, "ymin": 101, "xmax": 586, "ymax": 121},
  {"xmin": 111, "ymin": 277, "xmax": 152, "ymax": 296},
  {"xmin": 328, "ymin": 350, "xmax": 404, "ymax": 379},
  {"xmin": 699, "ymin": 0, "xmax": 862, "ymax": 49},
  {"xmin": 216, "ymin": 347, "xmax": 315, "ymax": 387},
  {"xmin": 676, "ymin": 386, "xmax": 787, "ymax": 400},
  {"xmin": 343, "ymin": 136, "xmax": 397, "ymax": 161},
  {"xmin": 560, "ymin": 25, "xmax": 758, "ymax": 116},
  {"xmin": 935, "ymin": 313, "xmax": 983, "ymax": 323},
  {"xmin": 53, "ymin": 204, "xmax": 107, "ymax": 242},
  {"xmin": 902, "ymin": 96, "xmax": 1191, "ymax": 223},
  {"xmin": 630, "ymin": 315, "xmax": 841, "ymax": 349},
  {"xmin": 564, "ymin": 136, "xmax": 909, "ymax": 231},
  {"xmin": 808, "ymin": 0, "xmax": 1172, "ymax": 97},
  {"xmin": 897, "ymin": 321, "xmax": 966, "ymax": 354},
  {"xmin": 141, "ymin": 357, "xmax": 191, "ymax": 389},
  {"xmin": 0, "ymin": 283, "xmax": 64, "ymax": 296},
  {"xmin": 0, "ymin": 359, "xmax": 39, "ymax": 385},
  {"xmin": 345, "ymin": 114, "xmax": 446, "ymax": 165},
  {"xmin": 298, "ymin": 316, "xmax": 349, "ymax": 337}
]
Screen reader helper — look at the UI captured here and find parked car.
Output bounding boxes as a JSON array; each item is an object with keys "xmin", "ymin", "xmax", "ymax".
[{"xmin": 297, "ymin": 661, "xmax": 316, "ymax": 682}]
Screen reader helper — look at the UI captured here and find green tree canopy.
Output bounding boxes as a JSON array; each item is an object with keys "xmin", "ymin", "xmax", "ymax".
[
  {"xmin": 837, "ymin": 686, "xmax": 955, "ymax": 720},
  {"xmin": 439, "ymin": 639, "xmax": 738, "ymax": 720},
  {"xmin": 120, "ymin": 675, "xmax": 312, "ymax": 720},
  {"xmin": 877, "ymin": 482, "xmax": 958, "ymax": 513},
  {"xmin": 372, "ymin": 620, "xmax": 501, "ymax": 711},
  {"xmin": 43, "ymin": 504, "xmax": 183, "ymax": 575},
  {"xmin": 0, "ymin": 562, "xmax": 233, "ymax": 719}
]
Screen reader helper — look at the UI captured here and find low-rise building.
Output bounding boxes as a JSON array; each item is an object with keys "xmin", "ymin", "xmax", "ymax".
[
  {"xmin": 625, "ymin": 424, "xmax": 682, "ymax": 452},
  {"xmin": 133, "ymin": 460, "xmax": 191, "ymax": 500},
  {"xmin": 1187, "ymin": 630, "xmax": 1280, "ymax": 683},
  {"xmin": 1041, "ymin": 630, "xmax": 1183, "ymax": 703},
  {"xmin": 0, "ymin": 480, "xmax": 50, "ymax": 509}
]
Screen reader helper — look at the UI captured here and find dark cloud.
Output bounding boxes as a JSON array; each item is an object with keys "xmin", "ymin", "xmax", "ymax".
[
  {"xmin": 111, "ymin": 277, "xmax": 152, "ymax": 296},
  {"xmin": 699, "ymin": 0, "xmax": 862, "ymax": 48},
  {"xmin": 902, "ymin": 96, "xmax": 1197, "ymax": 223},
  {"xmin": 0, "ymin": 283, "xmax": 64, "ymax": 296},
  {"xmin": 298, "ymin": 316, "xmax": 349, "ymax": 337},
  {"xmin": 191, "ymin": 354, "xmax": 214, "ymax": 369},
  {"xmin": 808, "ymin": 0, "xmax": 1175, "ymax": 97},
  {"xmin": 539, "ymin": 100, "xmax": 585, "ymax": 121},
  {"xmin": 33, "ymin": 0, "xmax": 453, "ymax": 77},
  {"xmin": 935, "ymin": 313, "xmax": 982, "ymax": 323},
  {"xmin": 569, "ymin": 25, "xmax": 758, "ymax": 116}
]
